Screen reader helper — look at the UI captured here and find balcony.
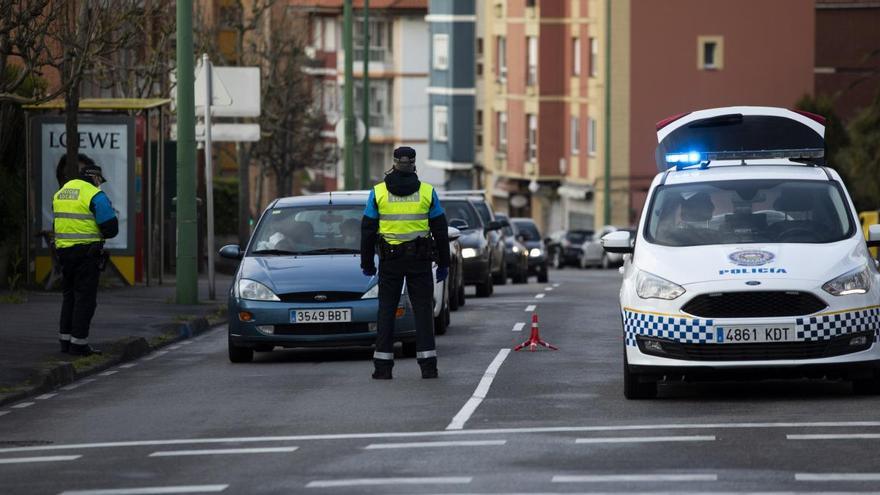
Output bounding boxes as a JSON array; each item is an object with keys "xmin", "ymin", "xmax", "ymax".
[{"xmin": 353, "ymin": 47, "xmax": 387, "ymax": 63}]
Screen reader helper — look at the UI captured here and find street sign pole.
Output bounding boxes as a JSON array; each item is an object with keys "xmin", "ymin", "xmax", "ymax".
[
  {"xmin": 176, "ymin": 0, "xmax": 198, "ymax": 304},
  {"xmin": 202, "ymin": 54, "xmax": 216, "ymax": 301},
  {"xmin": 361, "ymin": 0, "xmax": 370, "ymax": 189},
  {"xmin": 343, "ymin": 0, "xmax": 355, "ymax": 190}
]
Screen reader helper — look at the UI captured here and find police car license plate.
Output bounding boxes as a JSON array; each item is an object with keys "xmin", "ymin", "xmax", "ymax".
[
  {"xmin": 290, "ymin": 308, "xmax": 352, "ymax": 324},
  {"xmin": 716, "ymin": 325, "xmax": 796, "ymax": 343}
]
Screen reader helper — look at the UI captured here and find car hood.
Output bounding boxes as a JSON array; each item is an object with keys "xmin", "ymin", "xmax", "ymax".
[
  {"xmin": 634, "ymin": 238, "xmax": 870, "ymax": 286},
  {"xmin": 239, "ymin": 254, "xmax": 374, "ymax": 294},
  {"xmin": 457, "ymin": 229, "xmax": 487, "ymax": 249},
  {"xmin": 521, "ymin": 240, "xmax": 543, "ymax": 249}
]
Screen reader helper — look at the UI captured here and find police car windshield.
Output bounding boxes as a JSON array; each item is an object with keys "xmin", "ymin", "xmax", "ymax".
[
  {"xmin": 249, "ymin": 205, "xmax": 363, "ymax": 255},
  {"xmin": 444, "ymin": 200, "xmax": 482, "ymax": 229},
  {"xmin": 644, "ymin": 179, "xmax": 855, "ymax": 247}
]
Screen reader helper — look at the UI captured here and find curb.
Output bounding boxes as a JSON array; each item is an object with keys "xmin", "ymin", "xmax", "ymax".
[{"xmin": 0, "ymin": 315, "xmax": 226, "ymax": 408}]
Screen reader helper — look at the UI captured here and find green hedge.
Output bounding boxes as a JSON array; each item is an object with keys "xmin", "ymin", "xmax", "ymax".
[{"xmin": 213, "ymin": 177, "xmax": 239, "ymax": 236}]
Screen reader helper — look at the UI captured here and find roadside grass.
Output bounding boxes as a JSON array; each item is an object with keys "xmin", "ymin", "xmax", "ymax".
[
  {"xmin": 149, "ymin": 330, "xmax": 178, "ymax": 348},
  {"xmin": 0, "ymin": 291, "xmax": 27, "ymax": 304}
]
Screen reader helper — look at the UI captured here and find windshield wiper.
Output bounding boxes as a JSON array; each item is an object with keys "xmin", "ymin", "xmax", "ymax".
[
  {"xmin": 297, "ymin": 248, "xmax": 360, "ymax": 255},
  {"xmin": 251, "ymin": 249, "xmax": 299, "ymax": 255}
]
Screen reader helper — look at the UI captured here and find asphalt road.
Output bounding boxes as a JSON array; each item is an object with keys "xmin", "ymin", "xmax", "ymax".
[{"xmin": 2, "ymin": 269, "xmax": 880, "ymax": 494}]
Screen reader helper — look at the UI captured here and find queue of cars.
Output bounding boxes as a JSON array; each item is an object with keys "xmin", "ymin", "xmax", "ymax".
[{"xmin": 547, "ymin": 226, "xmax": 636, "ymax": 270}]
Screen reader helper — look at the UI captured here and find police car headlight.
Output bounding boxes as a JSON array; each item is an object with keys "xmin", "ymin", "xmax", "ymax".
[
  {"xmin": 238, "ymin": 279, "xmax": 280, "ymax": 301},
  {"xmin": 362, "ymin": 284, "xmax": 380, "ymax": 299},
  {"xmin": 529, "ymin": 248, "xmax": 543, "ymax": 258},
  {"xmin": 635, "ymin": 270, "xmax": 685, "ymax": 300},
  {"xmin": 462, "ymin": 248, "xmax": 478, "ymax": 258},
  {"xmin": 823, "ymin": 266, "xmax": 872, "ymax": 296}
]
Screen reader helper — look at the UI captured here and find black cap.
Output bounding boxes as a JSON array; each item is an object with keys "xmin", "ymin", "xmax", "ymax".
[
  {"xmin": 392, "ymin": 146, "xmax": 416, "ymax": 173},
  {"xmin": 80, "ymin": 164, "xmax": 106, "ymax": 184}
]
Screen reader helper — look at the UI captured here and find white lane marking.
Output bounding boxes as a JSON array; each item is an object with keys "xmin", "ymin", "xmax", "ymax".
[
  {"xmin": 544, "ymin": 287, "xmax": 553, "ymax": 291},
  {"xmin": 0, "ymin": 455, "xmax": 81, "ymax": 464},
  {"xmin": 11, "ymin": 402, "xmax": 35, "ymax": 409},
  {"xmin": 535, "ymin": 293, "xmax": 545, "ymax": 299},
  {"xmin": 446, "ymin": 349, "xmax": 511, "ymax": 431},
  {"xmin": 797, "ymin": 473, "xmax": 880, "ymax": 481},
  {"xmin": 575, "ymin": 435, "xmax": 716, "ymax": 444},
  {"xmin": 365, "ymin": 440, "xmax": 506, "ymax": 450},
  {"xmin": 0, "ymin": 411, "xmax": 8, "ymax": 417},
  {"xmin": 156, "ymin": 351, "xmax": 169, "ymax": 357},
  {"xmin": 179, "ymin": 340, "xmax": 194, "ymax": 346},
  {"xmin": 553, "ymin": 474, "xmax": 717, "ymax": 483},
  {"xmin": 59, "ymin": 485, "xmax": 229, "ymax": 495},
  {"xmin": 99, "ymin": 370, "xmax": 118, "ymax": 377},
  {"xmin": 119, "ymin": 363, "xmax": 138, "ymax": 369},
  {"xmin": 150, "ymin": 446, "xmax": 298, "ymax": 457},
  {"xmin": 168, "ymin": 345, "xmax": 182, "ymax": 351},
  {"xmin": 525, "ymin": 305, "xmax": 536, "ymax": 312},
  {"xmin": 5, "ymin": 421, "xmax": 880, "ymax": 455},
  {"xmin": 61, "ymin": 379, "xmax": 96, "ymax": 391},
  {"xmin": 512, "ymin": 322, "xmax": 525, "ymax": 332},
  {"xmin": 553, "ymin": 283, "xmax": 560, "ymax": 287},
  {"xmin": 306, "ymin": 477, "xmax": 472, "ymax": 488},
  {"xmin": 789, "ymin": 433, "xmax": 880, "ymax": 440},
  {"xmin": 36, "ymin": 393, "xmax": 58, "ymax": 400}
]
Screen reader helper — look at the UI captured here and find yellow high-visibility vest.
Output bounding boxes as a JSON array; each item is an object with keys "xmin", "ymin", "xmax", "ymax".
[
  {"xmin": 374, "ymin": 182, "xmax": 433, "ymax": 245},
  {"xmin": 53, "ymin": 179, "xmax": 102, "ymax": 249}
]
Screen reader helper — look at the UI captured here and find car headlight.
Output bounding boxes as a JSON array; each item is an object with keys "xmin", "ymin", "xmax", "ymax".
[
  {"xmin": 823, "ymin": 266, "xmax": 872, "ymax": 296},
  {"xmin": 362, "ymin": 283, "xmax": 380, "ymax": 299},
  {"xmin": 238, "ymin": 279, "xmax": 280, "ymax": 301},
  {"xmin": 635, "ymin": 270, "xmax": 685, "ymax": 300},
  {"xmin": 462, "ymin": 248, "xmax": 478, "ymax": 258},
  {"xmin": 512, "ymin": 246, "xmax": 521, "ymax": 254},
  {"xmin": 529, "ymin": 248, "xmax": 543, "ymax": 258}
]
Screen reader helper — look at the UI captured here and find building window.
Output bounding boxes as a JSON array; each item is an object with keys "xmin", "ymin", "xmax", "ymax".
[
  {"xmin": 588, "ymin": 117, "xmax": 597, "ymax": 156},
  {"xmin": 698, "ymin": 36, "xmax": 724, "ymax": 70},
  {"xmin": 476, "ymin": 110, "xmax": 483, "ymax": 127},
  {"xmin": 572, "ymin": 37, "xmax": 581, "ymax": 76},
  {"xmin": 322, "ymin": 80, "xmax": 339, "ymax": 121},
  {"xmin": 589, "ymin": 37, "xmax": 598, "ymax": 78},
  {"xmin": 352, "ymin": 79, "xmax": 392, "ymax": 128},
  {"xmin": 527, "ymin": 114, "xmax": 537, "ymax": 161},
  {"xmin": 497, "ymin": 111, "xmax": 507, "ymax": 152},
  {"xmin": 433, "ymin": 34, "xmax": 449, "ymax": 70},
  {"xmin": 496, "ymin": 36, "xmax": 507, "ymax": 82},
  {"xmin": 571, "ymin": 116, "xmax": 580, "ymax": 155},
  {"xmin": 354, "ymin": 19, "xmax": 390, "ymax": 62},
  {"xmin": 527, "ymin": 36, "xmax": 538, "ymax": 86},
  {"xmin": 323, "ymin": 18, "xmax": 336, "ymax": 51},
  {"xmin": 433, "ymin": 105, "xmax": 449, "ymax": 142},
  {"xmin": 311, "ymin": 18, "xmax": 322, "ymax": 50}
]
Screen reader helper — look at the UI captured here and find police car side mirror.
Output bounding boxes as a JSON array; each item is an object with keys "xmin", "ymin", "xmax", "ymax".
[
  {"xmin": 219, "ymin": 244, "xmax": 243, "ymax": 260},
  {"xmin": 447, "ymin": 227, "xmax": 461, "ymax": 241},
  {"xmin": 602, "ymin": 231, "xmax": 633, "ymax": 254},
  {"xmin": 867, "ymin": 225, "xmax": 880, "ymax": 248}
]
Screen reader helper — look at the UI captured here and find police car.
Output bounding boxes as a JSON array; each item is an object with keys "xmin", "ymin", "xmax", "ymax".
[{"xmin": 603, "ymin": 106, "xmax": 880, "ymax": 399}]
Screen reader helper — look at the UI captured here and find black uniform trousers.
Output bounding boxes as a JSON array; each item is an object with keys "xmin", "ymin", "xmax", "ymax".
[
  {"xmin": 58, "ymin": 243, "xmax": 101, "ymax": 345},
  {"xmin": 373, "ymin": 254, "xmax": 436, "ymax": 371}
]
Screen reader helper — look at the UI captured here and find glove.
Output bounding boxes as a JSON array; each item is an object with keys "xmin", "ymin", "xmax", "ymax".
[
  {"xmin": 436, "ymin": 266, "xmax": 449, "ymax": 282},
  {"xmin": 362, "ymin": 266, "xmax": 377, "ymax": 277}
]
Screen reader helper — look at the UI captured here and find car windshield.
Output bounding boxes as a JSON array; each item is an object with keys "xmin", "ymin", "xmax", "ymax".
[
  {"xmin": 645, "ymin": 179, "xmax": 855, "ymax": 246},
  {"xmin": 513, "ymin": 221, "xmax": 541, "ymax": 241},
  {"xmin": 249, "ymin": 205, "xmax": 364, "ymax": 255},
  {"xmin": 565, "ymin": 231, "xmax": 591, "ymax": 243},
  {"xmin": 472, "ymin": 201, "xmax": 493, "ymax": 224},
  {"xmin": 444, "ymin": 200, "xmax": 482, "ymax": 229}
]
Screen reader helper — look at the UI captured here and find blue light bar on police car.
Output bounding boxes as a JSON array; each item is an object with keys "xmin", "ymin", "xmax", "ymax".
[{"xmin": 665, "ymin": 148, "xmax": 825, "ymax": 169}]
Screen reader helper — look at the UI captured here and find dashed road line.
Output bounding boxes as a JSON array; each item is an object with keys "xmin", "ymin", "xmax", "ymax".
[
  {"xmin": 575, "ymin": 435, "xmax": 716, "ymax": 444},
  {"xmin": 119, "ymin": 363, "xmax": 138, "ymax": 369},
  {"xmin": 61, "ymin": 379, "xmax": 96, "ymax": 391},
  {"xmin": 168, "ymin": 345, "xmax": 182, "ymax": 351},
  {"xmin": 553, "ymin": 283, "xmax": 560, "ymax": 287},
  {"xmin": 149, "ymin": 446, "xmax": 299, "ymax": 457},
  {"xmin": 364, "ymin": 440, "xmax": 506, "ymax": 450},
  {"xmin": 789, "ymin": 433, "xmax": 880, "ymax": 440},
  {"xmin": 796, "ymin": 473, "xmax": 880, "ymax": 481},
  {"xmin": 99, "ymin": 370, "xmax": 118, "ymax": 377},
  {"xmin": 512, "ymin": 322, "xmax": 525, "ymax": 332},
  {"xmin": 552, "ymin": 474, "xmax": 718, "ymax": 483},
  {"xmin": 446, "ymin": 349, "xmax": 511, "ymax": 431},
  {"xmin": 306, "ymin": 477, "xmax": 472, "ymax": 488},
  {"xmin": 59, "ymin": 485, "xmax": 229, "ymax": 494},
  {"xmin": 525, "ymin": 305, "xmax": 536, "ymax": 312},
  {"xmin": 535, "ymin": 293, "xmax": 545, "ymax": 299},
  {"xmin": 0, "ymin": 411, "xmax": 9, "ymax": 417},
  {"xmin": 179, "ymin": 340, "xmax": 194, "ymax": 346},
  {"xmin": 11, "ymin": 402, "xmax": 35, "ymax": 409},
  {"xmin": 0, "ymin": 454, "xmax": 81, "ymax": 465},
  {"xmin": 36, "ymin": 393, "xmax": 58, "ymax": 400},
  {"xmin": 544, "ymin": 287, "xmax": 553, "ymax": 291}
]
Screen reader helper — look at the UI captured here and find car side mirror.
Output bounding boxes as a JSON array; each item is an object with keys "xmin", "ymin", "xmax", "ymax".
[
  {"xmin": 447, "ymin": 227, "xmax": 461, "ymax": 241},
  {"xmin": 449, "ymin": 218, "xmax": 469, "ymax": 230},
  {"xmin": 602, "ymin": 231, "xmax": 633, "ymax": 254},
  {"xmin": 498, "ymin": 219, "xmax": 511, "ymax": 228},
  {"xmin": 867, "ymin": 224, "xmax": 880, "ymax": 248},
  {"xmin": 486, "ymin": 220, "xmax": 503, "ymax": 231},
  {"xmin": 219, "ymin": 244, "xmax": 243, "ymax": 260}
]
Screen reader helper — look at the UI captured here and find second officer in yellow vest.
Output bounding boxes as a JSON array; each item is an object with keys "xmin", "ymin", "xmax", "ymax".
[{"xmin": 361, "ymin": 147, "xmax": 450, "ymax": 379}]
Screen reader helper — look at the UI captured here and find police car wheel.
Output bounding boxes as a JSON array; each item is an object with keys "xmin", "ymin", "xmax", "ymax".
[
  {"xmin": 623, "ymin": 352, "xmax": 657, "ymax": 399},
  {"xmin": 401, "ymin": 341, "xmax": 417, "ymax": 358},
  {"xmin": 228, "ymin": 338, "xmax": 254, "ymax": 363}
]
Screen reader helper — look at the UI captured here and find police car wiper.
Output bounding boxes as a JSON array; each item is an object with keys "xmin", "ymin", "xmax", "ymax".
[
  {"xmin": 297, "ymin": 248, "xmax": 360, "ymax": 255},
  {"xmin": 251, "ymin": 249, "xmax": 299, "ymax": 255}
]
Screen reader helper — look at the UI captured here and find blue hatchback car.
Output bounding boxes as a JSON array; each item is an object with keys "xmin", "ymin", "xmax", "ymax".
[{"xmin": 219, "ymin": 192, "xmax": 417, "ymax": 363}]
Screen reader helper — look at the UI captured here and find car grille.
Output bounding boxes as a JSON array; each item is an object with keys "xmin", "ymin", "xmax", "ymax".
[
  {"xmin": 273, "ymin": 323, "xmax": 371, "ymax": 336},
  {"xmin": 637, "ymin": 332, "xmax": 873, "ymax": 361},
  {"xmin": 682, "ymin": 291, "xmax": 827, "ymax": 318},
  {"xmin": 277, "ymin": 291, "xmax": 363, "ymax": 303}
]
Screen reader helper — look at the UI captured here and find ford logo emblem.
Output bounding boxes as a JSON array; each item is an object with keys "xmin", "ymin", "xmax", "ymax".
[
  {"xmin": 729, "ymin": 250, "xmax": 775, "ymax": 267},
  {"xmin": 745, "ymin": 280, "xmax": 761, "ymax": 286},
  {"xmin": 314, "ymin": 294, "xmax": 328, "ymax": 302}
]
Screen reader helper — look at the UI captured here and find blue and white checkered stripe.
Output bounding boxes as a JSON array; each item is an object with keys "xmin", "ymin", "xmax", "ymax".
[
  {"xmin": 796, "ymin": 307, "xmax": 880, "ymax": 343},
  {"xmin": 623, "ymin": 310, "xmax": 715, "ymax": 347}
]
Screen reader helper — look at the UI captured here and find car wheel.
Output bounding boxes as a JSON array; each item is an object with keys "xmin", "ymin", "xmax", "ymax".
[
  {"xmin": 623, "ymin": 349, "xmax": 657, "ymax": 399},
  {"xmin": 552, "ymin": 251, "xmax": 562, "ymax": 269},
  {"xmin": 228, "ymin": 337, "xmax": 254, "ymax": 363},
  {"xmin": 513, "ymin": 266, "xmax": 527, "ymax": 284},
  {"xmin": 494, "ymin": 261, "xmax": 508, "ymax": 285},
  {"xmin": 476, "ymin": 269, "xmax": 493, "ymax": 297},
  {"xmin": 579, "ymin": 254, "xmax": 589, "ymax": 269},
  {"xmin": 402, "ymin": 341, "xmax": 417, "ymax": 358},
  {"xmin": 449, "ymin": 280, "xmax": 460, "ymax": 311},
  {"xmin": 537, "ymin": 265, "xmax": 549, "ymax": 283},
  {"xmin": 458, "ymin": 283, "xmax": 466, "ymax": 307},
  {"xmin": 601, "ymin": 254, "xmax": 611, "ymax": 269},
  {"xmin": 434, "ymin": 304, "xmax": 448, "ymax": 335}
]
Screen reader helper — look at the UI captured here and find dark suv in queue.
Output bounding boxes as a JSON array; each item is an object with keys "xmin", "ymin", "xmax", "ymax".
[
  {"xmin": 511, "ymin": 217, "xmax": 549, "ymax": 283},
  {"xmin": 441, "ymin": 197, "xmax": 503, "ymax": 297}
]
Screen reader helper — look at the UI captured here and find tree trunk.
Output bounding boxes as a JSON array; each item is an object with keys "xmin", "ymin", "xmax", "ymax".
[{"xmin": 63, "ymin": 76, "xmax": 81, "ymax": 181}]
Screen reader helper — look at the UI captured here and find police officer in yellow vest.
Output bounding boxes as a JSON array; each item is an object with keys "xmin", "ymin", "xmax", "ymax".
[
  {"xmin": 53, "ymin": 154, "xmax": 119, "ymax": 356},
  {"xmin": 361, "ymin": 147, "xmax": 450, "ymax": 379}
]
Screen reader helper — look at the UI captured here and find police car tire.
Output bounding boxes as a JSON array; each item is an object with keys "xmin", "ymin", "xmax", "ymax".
[
  {"xmin": 623, "ymin": 351, "xmax": 657, "ymax": 399},
  {"xmin": 228, "ymin": 338, "xmax": 254, "ymax": 363}
]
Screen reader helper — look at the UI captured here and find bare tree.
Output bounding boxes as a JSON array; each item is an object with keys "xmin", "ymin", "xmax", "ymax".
[{"xmin": 0, "ymin": 0, "xmax": 64, "ymax": 104}]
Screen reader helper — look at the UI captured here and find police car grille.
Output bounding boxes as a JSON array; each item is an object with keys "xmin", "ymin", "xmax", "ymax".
[
  {"xmin": 681, "ymin": 291, "xmax": 826, "ymax": 318},
  {"xmin": 278, "ymin": 292, "xmax": 363, "ymax": 303},
  {"xmin": 273, "ymin": 323, "xmax": 371, "ymax": 335},
  {"xmin": 638, "ymin": 332, "xmax": 872, "ymax": 361}
]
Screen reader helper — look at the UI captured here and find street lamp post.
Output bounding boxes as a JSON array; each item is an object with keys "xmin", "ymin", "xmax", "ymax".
[{"xmin": 175, "ymin": 0, "xmax": 198, "ymax": 304}]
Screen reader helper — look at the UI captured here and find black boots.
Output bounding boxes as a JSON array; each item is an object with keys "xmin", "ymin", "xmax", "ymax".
[
  {"xmin": 372, "ymin": 359, "xmax": 393, "ymax": 380},
  {"xmin": 69, "ymin": 344, "xmax": 102, "ymax": 357},
  {"xmin": 419, "ymin": 357, "xmax": 438, "ymax": 379}
]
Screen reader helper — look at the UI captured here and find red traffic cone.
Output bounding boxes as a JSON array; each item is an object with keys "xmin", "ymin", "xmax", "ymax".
[{"xmin": 514, "ymin": 311, "xmax": 558, "ymax": 352}]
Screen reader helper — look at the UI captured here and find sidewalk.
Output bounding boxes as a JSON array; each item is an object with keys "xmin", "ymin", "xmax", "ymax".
[{"xmin": 0, "ymin": 274, "xmax": 232, "ymax": 405}]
